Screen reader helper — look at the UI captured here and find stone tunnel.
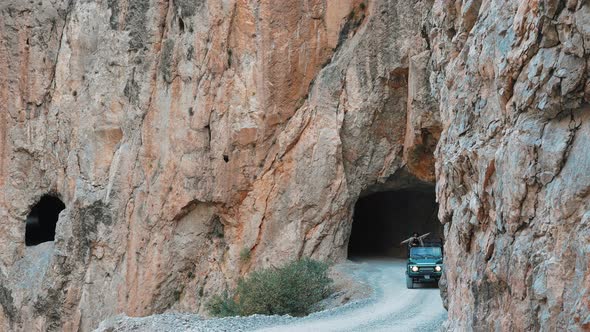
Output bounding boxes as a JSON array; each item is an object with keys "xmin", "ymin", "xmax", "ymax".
[{"xmin": 347, "ymin": 186, "xmax": 442, "ymax": 259}]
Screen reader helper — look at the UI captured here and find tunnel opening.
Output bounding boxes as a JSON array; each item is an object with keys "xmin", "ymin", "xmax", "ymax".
[
  {"xmin": 348, "ymin": 188, "xmax": 442, "ymax": 259},
  {"xmin": 25, "ymin": 195, "xmax": 65, "ymax": 246}
]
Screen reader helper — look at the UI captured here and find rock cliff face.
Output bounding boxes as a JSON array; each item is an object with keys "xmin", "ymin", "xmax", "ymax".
[
  {"xmin": 0, "ymin": 0, "xmax": 434, "ymax": 330},
  {"xmin": 432, "ymin": 0, "xmax": 589, "ymax": 330},
  {"xmin": 0, "ymin": 0, "xmax": 588, "ymax": 331}
]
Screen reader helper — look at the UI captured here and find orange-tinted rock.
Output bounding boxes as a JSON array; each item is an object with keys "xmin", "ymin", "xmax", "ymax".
[
  {"xmin": 2, "ymin": 0, "xmax": 587, "ymax": 331},
  {"xmin": 0, "ymin": 1, "xmax": 436, "ymax": 330}
]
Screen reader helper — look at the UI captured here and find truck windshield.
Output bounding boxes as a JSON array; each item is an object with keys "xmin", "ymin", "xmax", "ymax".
[{"xmin": 410, "ymin": 247, "xmax": 442, "ymax": 258}]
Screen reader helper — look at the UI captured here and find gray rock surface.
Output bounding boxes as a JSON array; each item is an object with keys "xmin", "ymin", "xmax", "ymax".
[
  {"xmin": 432, "ymin": 0, "xmax": 590, "ymax": 330},
  {"xmin": 0, "ymin": 0, "xmax": 588, "ymax": 331}
]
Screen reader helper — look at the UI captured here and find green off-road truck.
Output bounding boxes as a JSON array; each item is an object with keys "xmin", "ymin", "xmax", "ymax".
[{"xmin": 406, "ymin": 246, "xmax": 443, "ymax": 289}]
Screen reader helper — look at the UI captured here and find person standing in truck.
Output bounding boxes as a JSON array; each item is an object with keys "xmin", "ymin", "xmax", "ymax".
[{"xmin": 400, "ymin": 232, "xmax": 431, "ymax": 248}]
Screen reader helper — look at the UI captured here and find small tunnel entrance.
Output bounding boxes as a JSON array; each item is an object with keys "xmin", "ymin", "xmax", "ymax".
[
  {"xmin": 25, "ymin": 195, "xmax": 66, "ymax": 246},
  {"xmin": 348, "ymin": 188, "xmax": 442, "ymax": 258}
]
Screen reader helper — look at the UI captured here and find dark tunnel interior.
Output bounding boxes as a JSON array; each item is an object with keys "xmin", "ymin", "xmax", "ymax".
[
  {"xmin": 25, "ymin": 195, "xmax": 66, "ymax": 246},
  {"xmin": 348, "ymin": 188, "xmax": 442, "ymax": 259}
]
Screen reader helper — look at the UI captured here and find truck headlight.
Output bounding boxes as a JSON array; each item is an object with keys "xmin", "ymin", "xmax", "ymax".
[
  {"xmin": 411, "ymin": 266, "xmax": 419, "ymax": 272},
  {"xmin": 435, "ymin": 265, "xmax": 442, "ymax": 272}
]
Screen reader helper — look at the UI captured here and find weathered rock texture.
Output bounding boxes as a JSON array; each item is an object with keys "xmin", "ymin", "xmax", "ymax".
[
  {"xmin": 0, "ymin": 0, "xmax": 435, "ymax": 331},
  {"xmin": 0, "ymin": 0, "xmax": 588, "ymax": 331},
  {"xmin": 432, "ymin": 0, "xmax": 590, "ymax": 330}
]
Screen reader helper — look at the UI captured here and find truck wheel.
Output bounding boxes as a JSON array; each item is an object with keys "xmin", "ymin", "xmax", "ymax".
[{"xmin": 406, "ymin": 276, "xmax": 413, "ymax": 289}]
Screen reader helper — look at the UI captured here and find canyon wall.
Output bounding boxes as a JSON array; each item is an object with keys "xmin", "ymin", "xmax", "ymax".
[
  {"xmin": 433, "ymin": 0, "xmax": 590, "ymax": 330},
  {"xmin": 0, "ymin": 0, "xmax": 435, "ymax": 330},
  {"xmin": 0, "ymin": 0, "xmax": 588, "ymax": 331}
]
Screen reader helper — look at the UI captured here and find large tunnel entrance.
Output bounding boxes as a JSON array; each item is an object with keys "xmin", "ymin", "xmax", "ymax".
[
  {"xmin": 25, "ymin": 195, "xmax": 66, "ymax": 246},
  {"xmin": 348, "ymin": 188, "xmax": 442, "ymax": 259}
]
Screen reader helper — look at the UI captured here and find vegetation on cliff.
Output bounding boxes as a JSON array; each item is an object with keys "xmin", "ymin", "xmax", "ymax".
[{"xmin": 207, "ymin": 258, "xmax": 333, "ymax": 317}]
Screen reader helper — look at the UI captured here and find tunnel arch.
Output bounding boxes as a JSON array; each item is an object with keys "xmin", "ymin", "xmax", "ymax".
[
  {"xmin": 347, "ymin": 173, "xmax": 443, "ymax": 259},
  {"xmin": 25, "ymin": 195, "xmax": 66, "ymax": 246}
]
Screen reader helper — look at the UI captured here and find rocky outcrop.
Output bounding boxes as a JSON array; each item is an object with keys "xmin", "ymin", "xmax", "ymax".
[
  {"xmin": 432, "ymin": 0, "xmax": 590, "ymax": 330},
  {"xmin": 1, "ymin": 0, "xmax": 588, "ymax": 331},
  {"xmin": 0, "ymin": 0, "xmax": 435, "ymax": 330}
]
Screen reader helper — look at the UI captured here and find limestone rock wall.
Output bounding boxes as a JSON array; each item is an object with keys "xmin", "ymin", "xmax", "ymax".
[
  {"xmin": 432, "ymin": 0, "xmax": 590, "ymax": 330},
  {"xmin": 0, "ymin": 0, "xmax": 435, "ymax": 330},
  {"xmin": 2, "ymin": 0, "xmax": 588, "ymax": 331}
]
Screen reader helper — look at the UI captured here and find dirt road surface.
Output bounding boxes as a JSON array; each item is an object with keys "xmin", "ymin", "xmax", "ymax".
[
  {"xmin": 95, "ymin": 259, "xmax": 447, "ymax": 332},
  {"xmin": 256, "ymin": 259, "xmax": 447, "ymax": 332}
]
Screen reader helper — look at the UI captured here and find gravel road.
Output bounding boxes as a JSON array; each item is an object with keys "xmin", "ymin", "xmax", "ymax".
[
  {"xmin": 96, "ymin": 259, "xmax": 447, "ymax": 332},
  {"xmin": 255, "ymin": 258, "xmax": 447, "ymax": 332}
]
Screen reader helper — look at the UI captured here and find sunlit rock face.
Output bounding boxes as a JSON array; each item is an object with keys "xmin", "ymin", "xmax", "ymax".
[
  {"xmin": 0, "ymin": 0, "xmax": 436, "ymax": 330},
  {"xmin": 432, "ymin": 0, "xmax": 590, "ymax": 330},
  {"xmin": 1, "ymin": 0, "xmax": 588, "ymax": 330}
]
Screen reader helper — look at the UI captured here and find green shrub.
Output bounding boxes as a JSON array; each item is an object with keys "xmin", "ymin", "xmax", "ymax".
[
  {"xmin": 206, "ymin": 291, "xmax": 241, "ymax": 317},
  {"xmin": 239, "ymin": 248, "xmax": 251, "ymax": 263},
  {"xmin": 207, "ymin": 258, "xmax": 333, "ymax": 317}
]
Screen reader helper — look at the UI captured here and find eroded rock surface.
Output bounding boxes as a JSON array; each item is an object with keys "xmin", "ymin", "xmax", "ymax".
[
  {"xmin": 0, "ymin": 0, "xmax": 588, "ymax": 331},
  {"xmin": 432, "ymin": 0, "xmax": 590, "ymax": 330},
  {"xmin": 0, "ymin": 0, "xmax": 434, "ymax": 330}
]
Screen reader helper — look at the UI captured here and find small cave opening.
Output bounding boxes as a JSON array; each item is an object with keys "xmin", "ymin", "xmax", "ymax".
[
  {"xmin": 25, "ymin": 195, "xmax": 66, "ymax": 246},
  {"xmin": 348, "ymin": 188, "xmax": 442, "ymax": 259}
]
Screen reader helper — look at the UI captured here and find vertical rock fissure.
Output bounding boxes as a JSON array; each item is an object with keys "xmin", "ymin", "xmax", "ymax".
[{"xmin": 44, "ymin": 0, "xmax": 73, "ymax": 105}]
